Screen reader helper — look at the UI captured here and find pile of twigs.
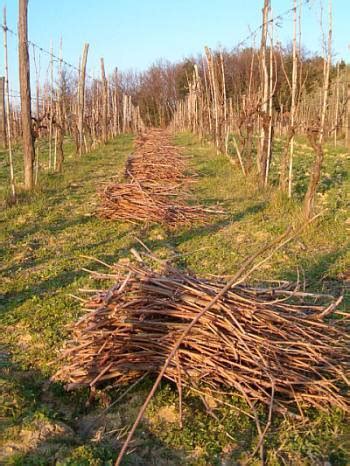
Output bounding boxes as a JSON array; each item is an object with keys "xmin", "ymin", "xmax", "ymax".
[
  {"xmin": 97, "ymin": 128, "xmax": 219, "ymax": 227},
  {"xmin": 97, "ymin": 182, "xmax": 213, "ymax": 227},
  {"xmin": 127, "ymin": 129, "xmax": 187, "ymax": 184},
  {"xmin": 126, "ymin": 128, "xmax": 187, "ymax": 184},
  {"xmin": 54, "ymin": 262, "xmax": 350, "ymax": 415},
  {"xmin": 125, "ymin": 148, "xmax": 186, "ymax": 184}
]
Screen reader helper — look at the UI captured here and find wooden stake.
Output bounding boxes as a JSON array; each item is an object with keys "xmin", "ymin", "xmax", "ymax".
[
  {"xmin": 18, "ymin": 0, "xmax": 35, "ymax": 191},
  {"xmin": 100, "ymin": 57, "xmax": 108, "ymax": 144},
  {"xmin": 48, "ymin": 39, "xmax": 53, "ymax": 170},
  {"xmin": 78, "ymin": 43, "xmax": 89, "ymax": 156},
  {"xmin": 346, "ymin": 83, "xmax": 350, "ymax": 147},
  {"xmin": 258, "ymin": 0, "xmax": 270, "ymax": 182},
  {"xmin": 334, "ymin": 62, "xmax": 339, "ymax": 147},
  {"xmin": 288, "ymin": 0, "xmax": 298, "ymax": 197},
  {"xmin": 265, "ymin": 16, "xmax": 274, "ymax": 187},
  {"xmin": 0, "ymin": 77, "xmax": 6, "ymax": 148},
  {"xmin": 3, "ymin": 8, "xmax": 15, "ymax": 199},
  {"xmin": 32, "ymin": 45, "xmax": 40, "ymax": 184}
]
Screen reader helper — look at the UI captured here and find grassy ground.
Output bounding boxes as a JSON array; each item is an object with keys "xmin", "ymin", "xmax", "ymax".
[{"xmin": 0, "ymin": 133, "xmax": 349, "ymax": 465}]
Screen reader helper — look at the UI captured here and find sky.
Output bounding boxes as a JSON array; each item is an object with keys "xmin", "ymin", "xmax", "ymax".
[{"xmin": 1, "ymin": 0, "xmax": 350, "ymax": 93}]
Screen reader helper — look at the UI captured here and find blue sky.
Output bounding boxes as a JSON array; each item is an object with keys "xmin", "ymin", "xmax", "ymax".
[{"xmin": 2, "ymin": 0, "xmax": 350, "ymax": 92}]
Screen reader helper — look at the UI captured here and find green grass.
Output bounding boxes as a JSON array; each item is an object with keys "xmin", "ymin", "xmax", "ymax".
[{"xmin": 0, "ymin": 132, "xmax": 349, "ymax": 464}]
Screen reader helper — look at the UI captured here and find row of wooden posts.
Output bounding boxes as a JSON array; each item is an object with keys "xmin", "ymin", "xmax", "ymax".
[
  {"xmin": 171, "ymin": 0, "xmax": 349, "ymax": 217},
  {"xmin": 2, "ymin": 0, "xmax": 350, "ymax": 216},
  {"xmin": 0, "ymin": 1, "xmax": 145, "ymax": 199}
]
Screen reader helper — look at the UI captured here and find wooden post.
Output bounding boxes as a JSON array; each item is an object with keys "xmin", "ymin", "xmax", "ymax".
[
  {"xmin": 0, "ymin": 77, "xmax": 6, "ymax": 148},
  {"xmin": 346, "ymin": 83, "xmax": 350, "ymax": 147},
  {"xmin": 112, "ymin": 68, "xmax": 119, "ymax": 136},
  {"xmin": 265, "ymin": 18, "xmax": 274, "ymax": 186},
  {"xmin": 100, "ymin": 57, "xmax": 108, "ymax": 144},
  {"xmin": 54, "ymin": 36, "xmax": 61, "ymax": 171},
  {"xmin": 258, "ymin": 0, "xmax": 270, "ymax": 184},
  {"xmin": 318, "ymin": 1, "xmax": 332, "ymax": 146},
  {"xmin": 55, "ymin": 36, "xmax": 64, "ymax": 172},
  {"xmin": 32, "ymin": 45, "xmax": 40, "ymax": 119},
  {"xmin": 107, "ymin": 77, "xmax": 111, "ymax": 136},
  {"xmin": 18, "ymin": 0, "xmax": 35, "ymax": 190},
  {"xmin": 128, "ymin": 95, "xmax": 132, "ymax": 130},
  {"xmin": 220, "ymin": 52, "xmax": 227, "ymax": 153},
  {"xmin": 204, "ymin": 47, "xmax": 220, "ymax": 152},
  {"xmin": 288, "ymin": 0, "xmax": 298, "ymax": 197},
  {"xmin": 202, "ymin": 56, "xmax": 212, "ymax": 134},
  {"xmin": 122, "ymin": 94, "xmax": 127, "ymax": 132},
  {"xmin": 3, "ymin": 6, "xmax": 15, "ymax": 198},
  {"xmin": 32, "ymin": 45, "xmax": 40, "ymax": 184},
  {"xmin": 48, "ymin": 39, "xmax": 53, "ymax": 170},
  {"xmin": 78, "ymin": 43, "xmax": 89, "ymax": 156},
  {"xmin": 334, "ymin": 62, "xmax": 339, "ymax": 147}
]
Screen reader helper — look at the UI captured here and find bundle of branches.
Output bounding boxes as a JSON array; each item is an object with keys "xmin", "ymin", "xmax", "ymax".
[
  {"xmin": 97, "ymin": 182, "xmax": 216, "ymax": 227},
  {"xmin": 125, "ymin": 155, "xmax": 185, "ymax": 184},
  {"xmin": 54, "ymin": 262, "xmax": 350, "ymax": 415},
  {"xmin": 126, "ymin": 128, "xmax": 188, "ymax": 184}
]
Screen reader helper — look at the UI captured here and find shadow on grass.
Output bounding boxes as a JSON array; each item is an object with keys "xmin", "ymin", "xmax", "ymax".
[
  {"xmin": 281, "ymin": 245, "xmax": 350, "ymax": 307},
  {"xmin": 1, "ymin": 269, "xmax": 83, "ymax": 316},
  {"xmin": 1, "ymin": 224, "xmax": 135, "ymax": 319},
  {"xmin": 0, "ymin": 350, "xmax": 187, "ymax": 465},
  {"xmin": 8, "ymin": 215, "xmax": 94, "ymax": 245},
  {"xmin": 169, "ymin": 202, "xmax": 266, "ymax": 249},
  {"xmin": 291, "ymin": 160, "xmax": 348, "ymax": 200}
]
